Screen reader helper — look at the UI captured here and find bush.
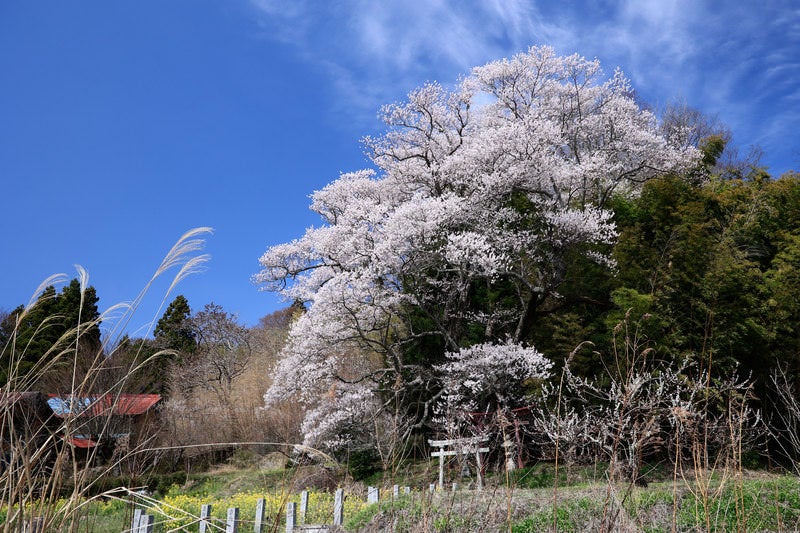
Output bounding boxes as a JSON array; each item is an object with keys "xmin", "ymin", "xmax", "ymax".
[{"xmin": 347, "ymin": 447, "xmax": 382, "ymax": 481}]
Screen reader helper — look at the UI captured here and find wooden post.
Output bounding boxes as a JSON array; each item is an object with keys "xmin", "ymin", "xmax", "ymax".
[
  {"xmin": 333, "ymin": 488, "xmax": 344, "ymax": 526},
  {"xmin": 226, "ymin": 507, "xmax": 240, "ymax": 533},
  {"xmin": 254, "ymin": 498, "xmax": 266, "ymax": 533},
  {"xmin": 299, "ymin": 490, "xmax": 309, "ymax": 523},
  {"xmin": 475, "ymin": 448, "xmax": 483, "ymax": 491},
  {"xmin": 131, "ymin": 508, "xmax": 142, "ymax": 533},
  {"xmin": 285, "ymin": 502, "xmax": 296, "ymax": 533},
  {"xmin": 137, "ymin": 514, "xmax": 154, "ymax": 533},
  {"xmin": 367, "ymin": 486, "xmax": 379, "ymax": 504},
  {"xmin": 199, "ymin": 504, "xmax": 212, "ymax": 533},
  {"xmin": 440, "ymin": 447, "xmax": 446, "ymax": 488}
]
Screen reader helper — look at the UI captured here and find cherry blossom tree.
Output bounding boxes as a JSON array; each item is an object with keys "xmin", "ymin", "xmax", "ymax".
[
  {"xmin": 255, "ymin": 46, "xmax": 700, "ymax": 453},
  {"xmin": 435, "ymin": 341, "xmax": 552, "ymax": 439}
]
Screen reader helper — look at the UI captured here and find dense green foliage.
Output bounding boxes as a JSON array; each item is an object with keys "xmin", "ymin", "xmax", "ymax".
[
  {"xmin": 153, "ymin": 294, "xmax": 196, "ymax": 355},
  {"xmin": 519, "ymin": 162, "xmax": 799, "ymax": 379},
  {"xmin": 0, "ymin": 278, "xmax": 101, "ymax": 385}
]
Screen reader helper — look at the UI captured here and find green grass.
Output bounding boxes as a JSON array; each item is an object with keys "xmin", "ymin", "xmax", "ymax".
[
  {"xmin": 511, "ymin": 504, "xmax": 585, "ymax": 533},
  {"xmin": 152, "ymin": 462, "xmax": 304, "ymax": 498},
  {"xmin": 7, "ymin": 463, "xmax": 800, "ymax": 532},
  {"xmin": 671, "ymin": 476, "xmax": 800, "ymax": 532}
]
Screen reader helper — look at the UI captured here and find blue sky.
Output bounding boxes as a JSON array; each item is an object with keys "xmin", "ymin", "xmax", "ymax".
[{"xmin": 1, "ymin": 1, "xmax": 798, "ymax": 338}]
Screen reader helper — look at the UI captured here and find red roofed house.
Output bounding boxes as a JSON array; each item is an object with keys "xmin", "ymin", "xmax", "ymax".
[{"xmin": 46, "ymin": 393, "xmax": 162, "ymax": 464}]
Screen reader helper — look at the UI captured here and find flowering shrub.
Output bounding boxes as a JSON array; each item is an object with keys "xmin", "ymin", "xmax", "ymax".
[{"xmin": 438, "ymin": 341, "xmax": 552, "ymax": 412}]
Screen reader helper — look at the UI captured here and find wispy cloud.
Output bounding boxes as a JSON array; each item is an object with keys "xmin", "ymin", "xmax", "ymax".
[
  {"xmin": 245, "ymin": 0, "xmax": 557, "ymax": 115},
  {"xmin": 246, "ymin": 0, "xmax": 798, "ymax": 173}
]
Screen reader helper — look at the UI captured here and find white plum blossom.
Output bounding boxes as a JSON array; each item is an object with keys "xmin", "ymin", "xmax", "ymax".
[
  {"xmin": 255, "ymin": 46, "xmax": 701, "ymax": 452},
  {"xmin": 437, "ymin": 340, "xmax": 553, "ymax": 413}
]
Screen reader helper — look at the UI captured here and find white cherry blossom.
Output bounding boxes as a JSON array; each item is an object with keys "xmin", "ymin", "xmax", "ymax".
[{"xmin": 255, "ymin": 46, "xmax": 700, "ymax": 452}]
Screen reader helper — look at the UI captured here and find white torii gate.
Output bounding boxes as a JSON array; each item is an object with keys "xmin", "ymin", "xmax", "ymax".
[{"xmin": 428, "ymin": 436, "xmax": 490, "ymax": 491}]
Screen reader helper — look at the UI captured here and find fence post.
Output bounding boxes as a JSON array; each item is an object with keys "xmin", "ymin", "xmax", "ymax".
[
  {"xmin": 226, "ymin": 507, "xmax": 240, "ymax": 533},
  {"xmin": 300, "ymin": 490, "xmax": 309, "ymax": 523},
  {"xmin": 23, "ymin": 517, "xmax": 43, "ymax": 533},
  {"xmin": 199, "ymin": 504, "xmax": 212, "ymax": 533},
  {"xmin": 130, "ymin": 508, "xmax": 142, "ymax": 533},
  {"xmin": 476, "ymin": 448, "xmax": 483, "ymax": 491},
  {"xmin": 367, "ymin": 486, "xmax": 379, "ymax": 504},
  {"xmin": 137, "ymin": 514, "xmax": 154, "ymax": 533},
  {"xmin": 286, "ymin": 501, "xmax": 297, "ymax": 533},
  {"xmin": 333, "ymin": 488, "xmax": 344, "ymax": 526},
  {"xmin": 254, "ymin": 498, "xmax": 266, "ymax": 533}
]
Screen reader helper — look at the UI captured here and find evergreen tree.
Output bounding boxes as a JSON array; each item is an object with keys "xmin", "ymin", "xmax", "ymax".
[
  {"xmin": 57, "ymin": 279, "xmax": 101, "ymax": 348},
  {"xmin": 150, "ymin": 295, "xmax": 196, "ymax": 397},
  {"xmin": 1, "ymin": 279, "xmax": 101, "ymax": 386},
  {"xmin": 154, "ymin": 295, "xmax": 196, "ymax": 355},
  {"xmin": 607, "ymin": 171, "xmax": 800, "ymax": 380}
]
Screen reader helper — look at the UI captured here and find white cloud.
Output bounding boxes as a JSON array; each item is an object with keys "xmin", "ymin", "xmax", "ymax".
[
  {"xmin": 245, "ymin": 0, "xmax": 799, "ymax": 173},
  {"xmin": 245, "ymin": 0, "xmax": 564, "ymax": 111}
]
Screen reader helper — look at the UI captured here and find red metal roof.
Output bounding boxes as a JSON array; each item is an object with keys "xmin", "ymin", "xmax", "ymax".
[
  {"xmin": 66, "ymin": 436, "xmax": 98, "ymax": 448},
  {"xmin": 47, "ymin": 394, "xmax": 161, "ymax": 418},
  {"xmin": 108, "ymin": 394, "xmax": 162, "ymax": 416}
]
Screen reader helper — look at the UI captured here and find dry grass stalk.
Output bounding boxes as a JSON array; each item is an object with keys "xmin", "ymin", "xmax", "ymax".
[{"xmin": 0, "ymin": 228, "xmax": 212, "ymax": 532}]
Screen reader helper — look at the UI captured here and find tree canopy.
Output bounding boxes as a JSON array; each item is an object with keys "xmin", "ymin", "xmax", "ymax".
[
  {"xmin": 0, "ymin": 278, "xmax": 101, "ymax": 386},
  {"xmin": 255, "ymin": 46, "xmax": 700, "ymax": 452},
  {"xmin": 154, "ymin": 294, "xmax": 196, "ymax": 355}
]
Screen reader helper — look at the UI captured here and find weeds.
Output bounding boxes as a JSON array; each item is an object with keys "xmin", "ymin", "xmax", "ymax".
[
  {"xmin": 2, "ymin": 249, "xmax": 800, "ymax": 533},
  {"xmin": 0, "ymin": 228, "xmax": 212, "ymax": 532}
]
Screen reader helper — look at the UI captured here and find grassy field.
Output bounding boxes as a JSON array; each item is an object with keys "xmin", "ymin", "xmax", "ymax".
[{"xmin": 13, "ymin": 458, "xmax": 800, "ymax": 532}]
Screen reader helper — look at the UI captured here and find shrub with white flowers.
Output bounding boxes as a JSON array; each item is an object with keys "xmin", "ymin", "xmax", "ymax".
[{"xmin": 435, "ymin": 340, "xmax": 552, "ymax": 435}]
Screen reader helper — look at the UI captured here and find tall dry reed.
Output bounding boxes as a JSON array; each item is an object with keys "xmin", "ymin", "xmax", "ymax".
[{"xmin": 0, "ymin": 228, "xmax": 212, "ymax": 532}]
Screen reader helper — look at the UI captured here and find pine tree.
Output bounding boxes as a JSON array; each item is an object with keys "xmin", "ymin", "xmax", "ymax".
[
  {"xmin": 0, "ymin": 279, "xmax": 101, "ymax": 385},
  {"xmin": 154, "ymin": 295, "xmax": 196, "ymax": 355}
]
